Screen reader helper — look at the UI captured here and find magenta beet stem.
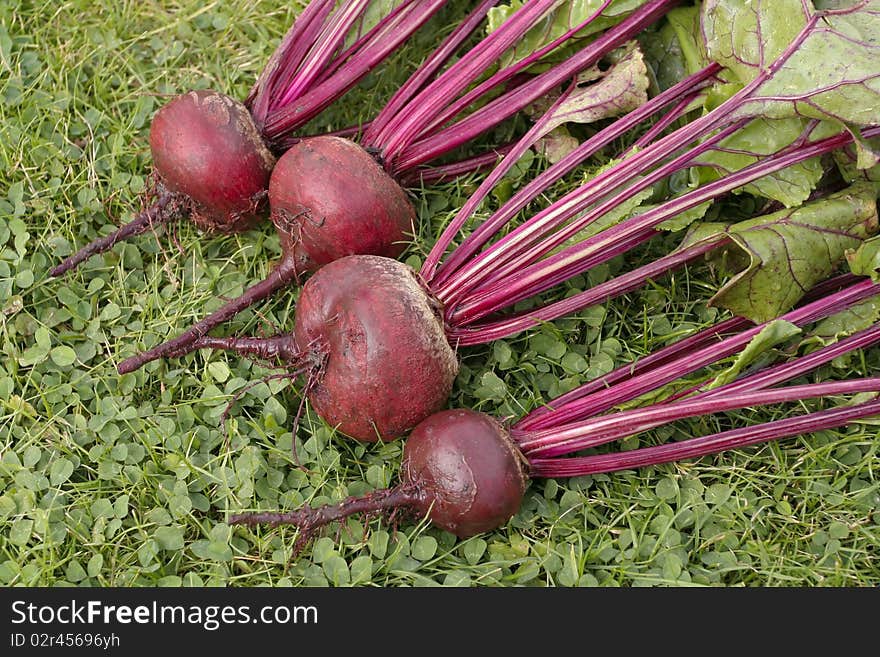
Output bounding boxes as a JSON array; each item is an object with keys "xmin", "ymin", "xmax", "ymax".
[
  {"xmin": 362, "ymin": 0, "xmax": 500, "ymax": 144},
  {"xmin": 517, "ymin": 274, "xmax": 860, "ymax": 431},
  {"xmin": 397, "ymin": 0, "xmax": 680, "ymax": 175},
  {"xmin": 515, "ymin": 278, "xmax": 880, "ymax": 429},
  {"xmin": 447, "ymin": 236, "xmax": 727, "ymax": 346},
  {"xmin": 260, "ymin": 0, "xmax": 447, "ymax": 143},
  {"xmin": 518, "ymin": 378, "xmax": 880, "ymax": 458},
  {"xmin": 422, "ymin": 63, "xmax": 722, "ymax": 283},
  {"xmin": 527, "ymin": 398, "xmax": 880, "ymax": 478}
]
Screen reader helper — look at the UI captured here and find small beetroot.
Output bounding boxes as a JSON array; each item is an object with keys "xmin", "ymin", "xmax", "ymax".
[
  {"xmin": 401, "ymin": 409, "xmax": 528, "ymax": 537},
  {"xmin": 230, "ymin": 408, "xmax": 528, "ymax": 543},
  {"xmin": 270, "ymin": 136, "xmax": 415, "ymax": 271},
  {"xmin": 149, "ymin": 90, "xmax": 275, "ymax": 234}
]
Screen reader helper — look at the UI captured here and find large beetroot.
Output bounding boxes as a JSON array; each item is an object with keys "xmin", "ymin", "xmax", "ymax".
[{"xmin": 187, "ymin": 257, "xmax": 458, "ymax": 441}]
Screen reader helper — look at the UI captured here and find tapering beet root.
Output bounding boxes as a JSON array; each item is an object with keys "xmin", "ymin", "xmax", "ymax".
[
  {"xmin": 271, "ymin": 136, "xmax": 415, "ymax": 271},
  {"xmin": 149, "ymin": 90, "xmax": 275, "ymax": 233},
  {"xmin": 230, "ymin": 408, "xmax": 528, "ymax": 540}
]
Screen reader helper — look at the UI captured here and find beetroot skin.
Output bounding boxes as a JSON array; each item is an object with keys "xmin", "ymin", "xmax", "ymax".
[
  {"xmin": 270, "ymin": 136, "xmax": 416, "ymax": 272},
  {"xmin": 295, "ymin": 255, "xmax": 458, "ymax": 441},
  {"xmin": 150, "ymin": 89, "xmax": 275, "ymax": 232},
  {"xmin": 402, "ymin": 409, "xmax": 528, "ymax": 537}
]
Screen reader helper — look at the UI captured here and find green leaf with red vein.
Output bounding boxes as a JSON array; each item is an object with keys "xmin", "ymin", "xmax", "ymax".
[
  {"xmin": 846, "ymin": 235, "xmax": 880, "ymax": 281},
  {"xmin": 703, "ymin": 0, "xmax": 807, "ymax": 85},
  {"xmin": 681, "ymin": 182, "xmax": 879, "ymax": 322},
  {"xmin": 488, "ymin": 0, "xmax": 651, "ymax": 70},
  {"xmin": 704, "ymin": 0, "xmax": 880, "ymax": 128},
  {"xmin": 695, "ymin": 117, "xmax": 833, "ymax": 207}
]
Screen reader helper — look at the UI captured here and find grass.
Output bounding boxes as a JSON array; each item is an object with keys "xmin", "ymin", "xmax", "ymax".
[{"xmin": 1, "ymin": 0, "xmax": 878, "ymax": 588}]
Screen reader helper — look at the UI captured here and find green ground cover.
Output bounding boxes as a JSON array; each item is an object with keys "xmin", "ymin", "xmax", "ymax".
[{"xmin": 1, "ymin": 1, "xmax": 877, "ymax": 587}]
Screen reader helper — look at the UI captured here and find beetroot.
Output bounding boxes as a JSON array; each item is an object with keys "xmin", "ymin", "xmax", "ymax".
[
  {"xmin": 50, "ymin": 89, "xmax": 272, "ymax": 278},
  {"xmin": 401, "ymin": 409, "xmax": 528, "ymax": 537},
  {"xmin": 124, "ymin": 255, "xmax": 459, "ymax": 441},
  {"xmin": 271, "ymin": 136, "xmax": 415, "ymax": 270},
  {"xmin": 293, "ymin": 256, "xmax": 457, "ymax": 440},
  {"xmin": 230, "ymin": 408, "xmax": 528, "ymax": 541},
  {"xmin": 149, "ymin": 90, "xmax": 275, "ymax": 233},
  {"xmin": 230, "ymin": 373, "xmax": 880, "ymax": 543}
]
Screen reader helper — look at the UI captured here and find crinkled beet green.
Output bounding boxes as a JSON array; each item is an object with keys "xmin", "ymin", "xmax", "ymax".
[
  {"xmin": 680, "ymin": 182, "xmax": 879, "ymax": 322},
  {"xmin": 847, "ymin": 235, "xmax": 880, "ymax": 282}
]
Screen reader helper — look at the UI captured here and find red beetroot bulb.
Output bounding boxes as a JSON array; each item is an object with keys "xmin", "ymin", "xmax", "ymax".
[
  {"xmin": 155, "ymin": 254, "xmax": 461, "ymax": 442},
  {"xmin": 229, "ymin": 407, "xmax": 529, "ymax": 542},
  {"xmin": 51, "ymin": 89, "xmax": 276, "ymax": 278},
  {"xmin": 400, "ymin": 409, "xmax": 528, "ymax": 537},
  {"xmin": 271, "ymin": 136, "xmax": 416, "ymax": 272},
  {"xmin": 293, "ymin": 255, "xmax": 458, "ymax": 441},
  {"xmin": 149, "ymin": 90, "xmax": 275, "ymax": 233}
]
